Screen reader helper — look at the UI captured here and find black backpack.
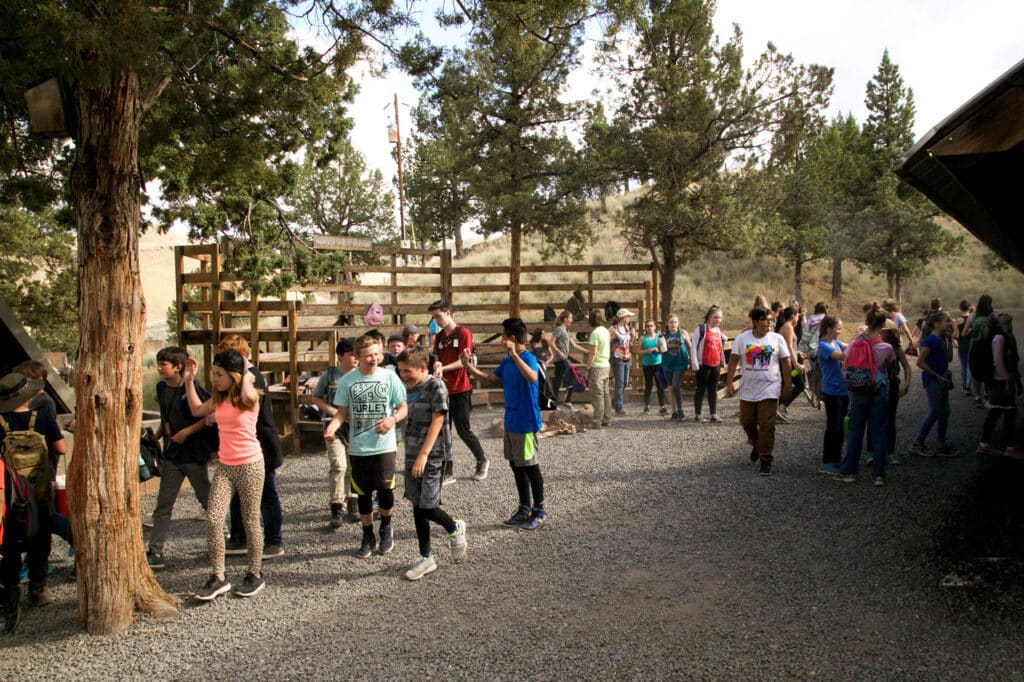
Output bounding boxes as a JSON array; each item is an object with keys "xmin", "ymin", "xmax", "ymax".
[
  {"xmin": 536, "ymin": 363, "xmax": 557, "ymax": 411},
  {"xmin": 969, "ymin": 335, "xmax": 995, "ymax": 382},
  {"xmin": 604, "ymin": 300, "xmax": 619, "ymax": 324}
]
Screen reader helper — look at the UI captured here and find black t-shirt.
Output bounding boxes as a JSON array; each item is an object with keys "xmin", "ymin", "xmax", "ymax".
[{"xmin": 156, "ymin": 380, "xmax": 215, "ymax": 464}]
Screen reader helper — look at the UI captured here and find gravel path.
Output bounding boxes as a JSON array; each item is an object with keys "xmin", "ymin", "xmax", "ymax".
[{"xmin": 2, "ymin": 372, "xmax": 1023, "ymax": 680}]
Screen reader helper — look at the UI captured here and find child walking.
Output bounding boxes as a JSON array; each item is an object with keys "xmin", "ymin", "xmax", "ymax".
[
  {"xmin": 396, "ymin": 348, "xmax": 467, "ymax": 580},
  {"xmin": 183, "ymin": 350, "xmax": 266, "ymax": 600},
  {"xmin": 463, "ymin": 318, "xmax": 546, "ymax": 530}
]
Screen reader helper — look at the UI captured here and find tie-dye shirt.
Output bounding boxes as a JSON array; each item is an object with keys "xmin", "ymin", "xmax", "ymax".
[{"xmin": 732, "ymin": 330, "xmax": 791, "ymax": 402}]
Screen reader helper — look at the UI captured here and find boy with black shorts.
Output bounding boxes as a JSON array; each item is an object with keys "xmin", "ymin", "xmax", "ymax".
[
  {"xmin": 396, "ymin": 348, "xmax": 467, "ymax": 580},
  {"xmin": 324, "ymin": 335, "xmax": 407, "ymax": 558},
  {"xmin": 463, "ymin": 318, "xmax": 546, "ymax": 530}
]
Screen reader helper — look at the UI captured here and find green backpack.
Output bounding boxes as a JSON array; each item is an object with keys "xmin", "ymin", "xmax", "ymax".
[{"xmin": 0, "ymin": 412, "xmax": 52, "ymax": 507}]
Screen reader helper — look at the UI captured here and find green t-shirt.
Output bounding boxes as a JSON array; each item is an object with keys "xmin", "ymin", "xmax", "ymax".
[
  {"xmin": 333, "ymin": 368, "xmax": 407, "ymax": 456},
  {"xmin": 588, "ymin": 326, "xmax": 611, "ymax": 369}
]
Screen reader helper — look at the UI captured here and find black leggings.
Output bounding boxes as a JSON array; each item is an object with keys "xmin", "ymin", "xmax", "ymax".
[
  {"xmin": 511, "ymin": 461, "xmax": 544, "ymax": 508},
  {"xmin": 552, "ymin": 360, "xmax": 575, "ymax": 403},
  {"xmin": 642, "ymin": 365, "xmax": 666, "ymax": 407},
  {"xmin": 413, "ymin": 505, "xmax": 457, "ymax": 556},
  {"xmin": 694, "ymin": 365, "xmax": 721, "ymax": 415}
]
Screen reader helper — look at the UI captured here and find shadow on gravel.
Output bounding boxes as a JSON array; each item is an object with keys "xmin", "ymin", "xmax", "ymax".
[{"xmin": 930, "ymin": 455, "xmax": 1024, "ymax": 624}]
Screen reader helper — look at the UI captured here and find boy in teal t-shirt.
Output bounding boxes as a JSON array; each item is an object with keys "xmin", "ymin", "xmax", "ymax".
[{"xmin": 325, "ymin": 336, "xmax": 408, "ymax": 558}]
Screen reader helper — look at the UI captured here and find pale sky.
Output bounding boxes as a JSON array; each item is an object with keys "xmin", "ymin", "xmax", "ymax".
[{"xmin": 346, "ymin": 0, "xmax": 1024, "ymax": 191}]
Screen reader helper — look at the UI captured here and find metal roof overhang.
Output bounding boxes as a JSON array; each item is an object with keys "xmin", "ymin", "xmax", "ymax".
[{"xmin": 894, "ymin": 57, "xmax": 1024, "ymax": 273}]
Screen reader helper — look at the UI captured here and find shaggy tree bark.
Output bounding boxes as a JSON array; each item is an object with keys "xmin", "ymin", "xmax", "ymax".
[{"xmin": 67, "ymin": 70, "xmax": 178, "ymax": 635}]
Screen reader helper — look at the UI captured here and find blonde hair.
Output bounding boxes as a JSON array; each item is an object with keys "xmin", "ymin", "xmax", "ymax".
[{"xmin": 218, "ymin": 334, "xmax": 251, "ymax": 357}]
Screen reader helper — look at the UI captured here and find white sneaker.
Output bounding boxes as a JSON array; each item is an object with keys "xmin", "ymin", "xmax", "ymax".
[
  {"xmin": 709, "ymin": 414, "xmax": 722, "ymax": 423},
  {"xmin": 449, "ymin": 520, "xmax": 468, "ymax": 562},
  {"xmin": 776, "ymin": 409, "xmax": 794, "ymax": 424},
  {"xmin": 405, "ymin": 555, "xmax": 437, "ymax": 581},
  {"xmin": 141, "ymin": 514, "xmax": 154, "ymax": 528}
]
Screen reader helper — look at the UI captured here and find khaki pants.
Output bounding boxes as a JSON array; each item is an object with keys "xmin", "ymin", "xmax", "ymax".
[
  {"xmin": 739, "ymin": 399, "xmax": 779, "ymax": 462},
  {"xmin": 326, "ymin": 437, "xmax": 354, "ymax": 505},
  {"xmin": 588, "ymin": 365, "xmax": 612, "ymax": 425}
]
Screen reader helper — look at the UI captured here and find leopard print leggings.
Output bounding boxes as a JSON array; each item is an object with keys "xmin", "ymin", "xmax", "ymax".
[{"xmin": 206, "ymin": 460, "xmax": 265, "ymax": 575}]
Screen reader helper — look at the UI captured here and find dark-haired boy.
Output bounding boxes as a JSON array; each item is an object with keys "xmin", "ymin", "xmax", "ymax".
[
  {"xmin": 149, "ymin": 346, "xmax": 216, "ymax": 568},
  {"xmin": 396, "ymin": 348, "xmax": 467, "ymax": 580},
  {"xmin": 463, "ymin": 318, "xmax": 546, "ymax": 530},
  {"xmin": 311, "ymin": 338, "xmax": 360, "ymax": 527}
]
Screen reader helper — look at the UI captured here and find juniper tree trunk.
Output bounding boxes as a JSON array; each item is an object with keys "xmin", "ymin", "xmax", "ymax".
[
  {"xmin": 454, "ymin": 223, "xmax": 464, "ymax": 259},
  {"xmin": 659, "ymin": 237, "xmax": 677, "ymax": 325},
  {"xmin": 831, "ymin": 255, "xmax": 842, "ymax": 300},
  {"xmin": 794, "ymin": 259, "xmax": 804, "ymax": 305},
  {"xmin": 509, "ymin": 222, "xmax": 522, "ymax": 318},
  {"xmin": 68, "ymin": 69, "xmax": 178, "ymax": 635}
]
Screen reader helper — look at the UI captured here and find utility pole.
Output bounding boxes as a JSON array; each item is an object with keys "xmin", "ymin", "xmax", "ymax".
[{"xmin": 390, "ymin": 93, "xmax": 407, "ymax": 243}]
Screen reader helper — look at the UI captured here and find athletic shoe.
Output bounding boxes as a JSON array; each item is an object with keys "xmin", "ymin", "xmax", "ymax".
[
  {"xmin": 889, "ymin": 455, "xmax": 901, "ymax": 466},
  {"xmin": 976, "ymin": 443, "xmax": 1003, "ymax": 456},
  {"xmin": 659, "ymin": 406, "xmax": 669, "ymax": 415},
  {"xmin": 643, "ymin": 405, "xmax": 650, "ymax": 414},
  {"xmin": 615, "ymin": 410, "xmax": 626, "ymax": 416},
  {"xmin": 600, "ymin": 421, "xmax": 610, "ymax": 427},
  {"xmin": 960, "ymin": 384, "xmax": 971, "ymax": 396},
  {"xmin": 520, "ymin": 508, "xmax": 546, "ymax": 531},
  {"xmin": 224, "ymin": 539, "xmax": 247, "ymax": 555},
  {"xmin": 503, "ymin": 505, "xmax": 531, "ymax": 527},
  {"xmin": 873, "ymin": 476, "xmax": 885, "ymax": 487},
  {"xmin": 378, "ymin": 526, "xmax": 394, "ymax": 555},
  {"xmin": 329, "ymin": 504, "xmax": 345, "ymax": 529},
  {"xmin": 818, "ymin": 463, "xmax": 839, "ymax": 475},
  {"xmin": 442, "ymin": 473, "xmax": 457, "ymax": 486},
  {"xmin": 699, "ymin": 415, "xmax": 708, "ymax": 423},
  {"xmin": 758, "ymin": 461, "xmax": 772, "ymax": 476},
  {"xmin": 141, "ymin": 514, "xmax": 154, "ymax": 528},
  {"xmin": 28, "ymin": 586, "xmax": 53, "ymax": 607},
  {"xmin": 670, "ymin": 411, "xmax": 681, "ymax": 421},
  {"xmin": 449, "ymin": 520, "xmax": 468, "ymax": 562},
  {"xmin": 357, "ymin": 533, "xmax": 377, "ymax": 558},
  {"xmin": 866, "ymin": 457, "xmax": 873, "ymax": 466},
  {"xmin": 934, "ymin": 445, "xmax": 959, "ymax": 458},
  {"xmin": 749, "ymin": 446, "xmax": 759, "ymax": 463},
  {"xmin": 233, "ymin": 572, "xmax": 265, "ymax": 598},
  {"xmin": 564, "ymin": 402, "xmax": 577, "ymax": 411},
  {"xmin": 1004, "ymin": 447, "xmax": 1024, "ymax": 460},
  {"xmin": 975, "ymin": 398, "xmax": 985, "ymax": 408},
  {"xmin": 838, "ymin": 474, "xmax": 856, "ymax": 484},
  {"xmin": 709, "ymin": 414, "xmax": 722, "ymax": 423},
  {"xmin": 262, "ymin": 544, "xmax": 284, "ymax": 559},
  {"xmin": 910, "ymin": 442, "xmax": 932, "ymax": 457},
  {"xmin": 471, "ymin": 459, "xmax": 490, "ymax": 481},
  {"xmin": 146, "ymin": 551, "xmax": 165, "ymax": 570},
  {"xmin": 405, "ymin": 555, "xmax": 437, "ymax": 581},
  {"xmin": 775, "ymin": 409, "xmax": 794, "ymax": 423},
  {"xmin": 195, "ymin": 575, "xmax": 232, "ymax": 601},
  {"xmin": 2, "ymin": 587, "xmax": 21, "ymax": 634}
]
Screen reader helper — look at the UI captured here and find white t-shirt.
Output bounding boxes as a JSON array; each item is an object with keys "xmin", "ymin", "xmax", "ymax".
[{"xmin": 733, "ymin": 330, "xmax": 791, "ymax": 402}]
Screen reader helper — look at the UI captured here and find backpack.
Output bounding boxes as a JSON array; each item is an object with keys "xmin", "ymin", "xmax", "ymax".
[
  {"xmin": 543, "ymin": 306, "xmax": 557, "ymax": 323},
  {"xmin": 565, "ymin": 360, "xmax": 588, "ymax": 391},
  {"xmin": 140, "ymin": 426, "xmax": 162, "ymax": 480},
  {"xmin": 536, "ymin": 363, "xmax": 557, "ymax": 411},
  {"xmin": 798, "ymin": 324, "xmax": 821, "ymax": 360},
  {"xmin": 969, "ymin": 334, "xmax": 995, "ymax": 382},
  {"xmin": 362, "ymin": 302, "xmax": 384, "ymax": 326},
  {"xmin": 844, "ymin": 336, "xmax": 883, "ymax": 395},
  {"xmin": 604, "ymin": 301, "xmax": 619, "ymax": 324},
  {"xmin": 0, "ymin": 413, "xmax": 51, "ymax": 507},
  {"xmin": 3, "ymin": 463, "xmax": 39, "ymax": 542}
]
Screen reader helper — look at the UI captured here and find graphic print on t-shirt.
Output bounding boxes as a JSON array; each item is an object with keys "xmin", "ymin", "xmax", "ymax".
[
  {"xmin": 743, "ymin": 343, "xmax": 775, "ymax": 369},
  {"xmin": 349, "ymin": 379, "xmax": 392, "ymax": 435}
]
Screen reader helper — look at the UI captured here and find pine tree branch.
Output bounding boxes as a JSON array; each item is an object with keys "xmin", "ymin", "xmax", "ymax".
[{"xmin": 205, "ymin": 19, "xmax": 310, "ymax": 82}]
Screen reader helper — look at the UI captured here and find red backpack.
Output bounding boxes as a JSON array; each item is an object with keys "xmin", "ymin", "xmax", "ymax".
[{"xmin": 844, "ymin": 336, "xmax": 883, "ymax": 394}]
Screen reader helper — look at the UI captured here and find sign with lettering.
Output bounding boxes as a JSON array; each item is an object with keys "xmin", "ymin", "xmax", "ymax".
[{"xmin": 312, "ymin": 234, "xmax": 374, "ymax": 251}]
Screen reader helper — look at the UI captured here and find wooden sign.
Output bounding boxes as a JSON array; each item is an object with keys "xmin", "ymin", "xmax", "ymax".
[{"xmin": 312, "ymin": 234, "xmax": 374, "ymax": 252}]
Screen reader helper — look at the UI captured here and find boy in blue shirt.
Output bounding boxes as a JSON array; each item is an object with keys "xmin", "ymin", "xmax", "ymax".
[
  {"xmin": 463, "ymin": 318, "xmax": 546, "ymax": 530},
  {"xmin": 324, "ymin": 335, "xmax": 408, "ymax": 557}
]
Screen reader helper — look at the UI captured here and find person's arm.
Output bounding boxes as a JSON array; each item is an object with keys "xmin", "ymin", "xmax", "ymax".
[
  {"xmin": 586, "ymin": 339, "xmax": 597, "ymax": 369},
  {"xmin": 569, "ymin": 335, "xmax": 588, "ymax": 354},
  {"xmin": 780, "ymin": 355, "xmax": 793, "ymax": 399},
  {"xmin": 411, "ymin": 412, "xmax": 445, "ymax": 479},
  {"xmin": 375, "ymin": 400, "xmax": 407, "ymax": 434},
  {"xmin": 324, "ymin": 405, "xmax": 348, "ymax": 442},
  {"xmin": 898, "ymin": 349, "xmax": 912, "ymax": 396},
  {"xmin": 170, "ymin": 417, "xmax": 209, "ymax": 444},
  {"xmin": 182, "ymin": 358, "xmax": 215, "ymax": 416},
  {"xmin": 239, "ymin": 369, "xmax": 259, "ymax": 409},
  {"xmin": 993, "ymin": 335, "xmax": 1010, "ymax": 389},
  {"xmin": 725, "ymin": 353, "xmax": 740, "ymax": 397},
  {"xmin": 506, "ymin": 339, "xmax": 539, "ymax": 384},
  {"xmin": 462, "ymin": 349, "xmax": 502, "ymax": 387}
]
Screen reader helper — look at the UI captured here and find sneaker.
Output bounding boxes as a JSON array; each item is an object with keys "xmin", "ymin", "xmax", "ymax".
[
  {"xmin": 378, "ymin": 526, "xmax": 394, "ymax": 555},
  {"xmin": 357, "ymin": 532, "xmax": 377, "ymax": 559},
  {"xmin": 564, "ymin": 402, "xmax": 576, "ymax": 411},
  {"xmin": 910, "ymin": 442, "xmax": 932, "ymax": 457},
  {"xmin": 233, "ymin": 572, "xmax": 265, "ymax": 597},
  {"xmin": 934, "ymin": 445, "xmax": 959, "ymax": 458},
  {"xmin": 146, "ymin": 550, "xmax": 165, "ymax": 570},
  {"xmin": 889, "ymin": 455, "xmax": 901, "ymax": 466},
  {"xmin": 873, "ymin": 476, "xmax": 885, "ymax": 487},
  {"xmin": 975, "ymin": 398, "xmax": 985, "ymax": 408},
  {"xmin": 329, "ymin": 504, "xmax": 345, "ymax": 529},
  {"xmin": 449, "ymin": 520, "xmax": 468, "ymax": 562},
  {"xmin": 659, "ymin": 406, "xmax": 669, "ymax": 415},
  {"xmin": 28, "ymin": 586, "xmax": 53, "ymax": 607},
  {"xmin": 818, "ymin": 463, "xmax": 839, "ymax": 475},
  {"xmin": 520, "ymin": 508, "xmax": 546, "ymax": 531},
  {"xmin": 503, "ymin": 505, "xmax": 531, "ymax": 527},
  {"xmin": 709, "ymin": 414, "xmax": 722, "ymax": 423},
  {"xmin": 1004, "ymin": 447, "xmax": 1024, "ymax": 460},
  {"xmin": 643, "ymin": 405, "xmax": 650, "ymax": 414},
  {"xmin": 960, "ymin": 384, "xmax": 971, "ymax": 396},
  {"xmin": 749, "ymin": 446, "xmax": 759, "ymax": 463},
  {"xmin": 195, "ymin": 574, "xmax": 232, "ymax": 601},
  {"xmin": 977, "ymin": 443, "xmax": 1004, "ymax": 456},
  {"xmin": 600, "ymin": 421, "xmax": 611, "ymax": 427},
  {"xmin": 838, "ymin": 474, "xmax": 856, "ymax": 484},
  {"xmin": 2, "ymin": 587, "xmax": 21, "ymax": 634},
  {"xmin": 405, "ymin": 555, "xmax": 437, "ymax": 581},
  {"xmin": 442, "ymin": 473, "xmax": 457, "ymax": 486},
  {"xmin": 471, "ymin": 459, "xmax": 490, "ymax": 481},
  {"xmin": 141, "ymin": 513, "xmax": 154, "ymax": 528},
  {"xmin": 262, "ymin": 544, "xmax": 284, "ymax": 559},
  {"xmin": 670, "ymin": 411, "xmax": 681, "ymax": 421},
  {"xmin": 758, "ymin": 460, "xmax": 772, "ymax": 476},
  {"xmin": 866, "ymin": 457, "xmax": 874, "ymax": 466},
  {"xmin": 615, "ymin": 409, "xmax": 626, "ymax": 416},
  {"xmin": 775, "ymin": 409, "xmax": 793, "ymax": 423},
  {"xmin": 224, "ymin": 539, "xmax": 247, "ymax": 555},
  {"xmin": 345, "ymin": 498, "xmax": 360, "ymax": 523},
  {"xmin": 699, "ymin": 415, "xmax": 709, "ymax": 423}
]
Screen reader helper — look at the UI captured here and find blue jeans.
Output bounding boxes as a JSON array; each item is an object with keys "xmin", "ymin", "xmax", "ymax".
[
  {"xmin": 611, "ymin": 362, "xmax": 630, "ymax": 412},
  {"xmin": 916, "ymin": 379, "xmax": 951, "ymax": 444},
  {"xmin": 957, "ymin": 338, "xmax": 970, "ymax": 387},
  {"xmin": 841, "ymin": 386, "xmax": 889, "ymax": 478}
]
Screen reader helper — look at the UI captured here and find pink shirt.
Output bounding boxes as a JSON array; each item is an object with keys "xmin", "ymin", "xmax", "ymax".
[{"xmin": 214, "ymin": 400, "xmax": 263, "ymax": 466}]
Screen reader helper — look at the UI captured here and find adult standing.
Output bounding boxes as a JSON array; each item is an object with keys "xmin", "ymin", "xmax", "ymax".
[
  {"xmin": 726, "ymin": 307, "xmax": 792, "ymax": 476},
  {"xmin": 550, "ymin": 311, "xmax": 588, "ymax": 408},
  {"xmin": 692, "ymin": 306, "xmax": 727, "ymax": 423},
  {"xmin": 911, "ymin": 311, "xmax": 958, "ymax": 458},
  {"xmin": 609, "ymin": 309, "xmax": 635, "ymax": 415},
  {"xmin": 586, "ymin": 309, "xmax": 612, "ymax": 428},
  {"xmin": 428, "ymin": 300, "xmax": 489, "ymax": 482},
  {"xmin": 816, "ymin": 316, "xmax": 847, "ymax": 475}
]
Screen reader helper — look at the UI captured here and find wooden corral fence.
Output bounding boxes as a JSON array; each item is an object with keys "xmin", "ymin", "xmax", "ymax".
[{"xmin": 175, "ymin": 242, "xmax": 660, "ymax": 452}]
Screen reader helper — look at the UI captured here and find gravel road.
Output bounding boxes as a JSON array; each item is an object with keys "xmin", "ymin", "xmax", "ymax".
[{"xmin": 2, "ymin": 371, "xmax": 1023, "ymax": 680}]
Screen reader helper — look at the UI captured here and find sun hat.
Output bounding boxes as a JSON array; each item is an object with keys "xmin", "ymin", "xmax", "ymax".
[
  {"xmin": 615, "ymin": 308, "xmax": 634, "ymax": 319},
  {"xmin": 0, "ymin": 372, "xmax": 45, "ymax": 413}
]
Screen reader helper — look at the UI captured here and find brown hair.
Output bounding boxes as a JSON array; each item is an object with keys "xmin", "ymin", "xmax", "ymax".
[
  {"xmin": 355, "ymin": 334, "xmax": 380, "ymax": 355},
  {"xmin": 865, "ymin": 302, "xmax": 888, "ymax": 331},
  {"xmin": 218, "ymin": 334, "xmax": 251, "ymax": 357},
  {"xmin": 397, "ymin": 347, "xmax": 430, "ymax": 369},
  {"xmin": 13, "ymin": 360, "xmax": 47, "ymax": 380}
]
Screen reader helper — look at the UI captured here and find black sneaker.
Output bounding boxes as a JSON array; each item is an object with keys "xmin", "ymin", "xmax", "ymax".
[
  {"xmin": 2, "ymin": 586, "xmax": 20, "ymax": 634},
  {"xmin": 749, "ymin": 446, "xmax": 759, "ymax": 463},
  {"xmin": 195, "ymin": 574, "xmax": 232, "ymax": 601},
  {"xmin": 502, "ymin": 505, "xmax": 532, "ymax": 527},
  {"xmin": 224, "ymin": 539, "xmax": 247, "ymax": 556},
  {"xmin": 759, "ymin": 460, "xmax": 772, "ymax": 476},
  {"xmin": 670, "ymin": 411, "xmax": 680, "ymax": 421},
  {"xmin": 146, "ymin": 550, "xmax": 166, "ymax": 569},
  {"xmin": 233, "ymin": 572, "xmax": 265, "ymax": 598},
  {"xmin": 378, "ymin": 526, "xmax": 395, "ymax": 555},
  {"xmin": 262, "ymin": 544, "xmax": 284, "ymax": 559},
  {"xmin": 329, "ymin": 504, "xmax": 344, "ymax": 529},
  {"xmin": 357, "ymin": 532, "xmax": 377, "ymax": 559}
]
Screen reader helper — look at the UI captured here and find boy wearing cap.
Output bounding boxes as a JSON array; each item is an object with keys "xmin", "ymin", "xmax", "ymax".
[
  {"xmin": 311, "ymin": 338, "xmax": 360, "ymax": 527},
  {"xmin": 381, "ymin": 334, "xmax": 405, "ymax": 372},
  {"xmin": 0, "ymin": 371, "xmax": 67, "ymax": 611}
]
